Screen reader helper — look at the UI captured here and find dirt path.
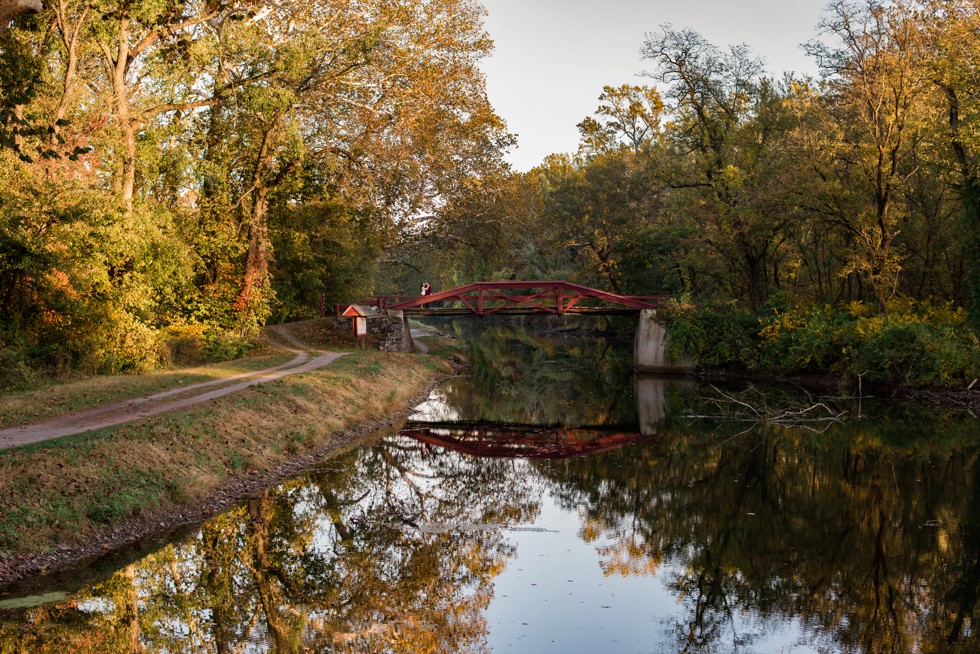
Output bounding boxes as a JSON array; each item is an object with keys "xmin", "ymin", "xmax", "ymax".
[
  {"xmin": 410, "ymin": 328, "xmax": 431, "ymax": 354},
  {"xmin": 0, "ymin": 328, "xmax": 347, "ymax": 451},
  {"xmin": 268, "ymin": 323, "xmax": 312, "ymax": 350}
]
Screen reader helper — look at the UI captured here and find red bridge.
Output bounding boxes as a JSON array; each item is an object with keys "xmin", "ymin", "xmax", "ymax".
[
  {"xmin": 379, "ymin": 280, "xmax": 665, "ymax": 316},
  {"xmin": 331, "ymin": 280, "xmax": 687, "ymax": 373}
]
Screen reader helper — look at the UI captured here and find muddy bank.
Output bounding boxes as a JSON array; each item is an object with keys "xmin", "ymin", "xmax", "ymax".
[{"xmin": 0, "ymin": 370, "xmax": 456, "ymax": 588}]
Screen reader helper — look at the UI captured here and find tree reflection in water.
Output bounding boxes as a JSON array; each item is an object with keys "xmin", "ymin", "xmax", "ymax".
[
  {"xmin": 431, "ymin": 319, "xmax": 639, "ymax": 427},
  {"xmin": 0, "ymin": 437, "xmax": 540, "ymax": 653},
  {"xmin": 538, "ymin": 419, "xmax": 980, "ymax": 654}
]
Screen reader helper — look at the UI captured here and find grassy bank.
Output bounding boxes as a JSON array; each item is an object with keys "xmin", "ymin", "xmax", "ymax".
[{"xmin": 0, "ymin": 344, "xmax": 460, "ymax": 560}]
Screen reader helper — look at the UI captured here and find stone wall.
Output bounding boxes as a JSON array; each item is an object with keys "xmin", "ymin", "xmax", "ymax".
[
  {"xmin": 335, "ymin": 313, "xmax": 411, "ymax": 352},
  {"xmin": 375, "ymin": 313, "xmax": 412, "ymax": 352}
]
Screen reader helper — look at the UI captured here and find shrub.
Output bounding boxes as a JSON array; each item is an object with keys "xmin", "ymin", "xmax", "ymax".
[
  {"xmin": 662, "ymin": 306, "xmax": 760, "ymax": 368},
  {"xmin": 161, "ymin": 324, "xmax": 206, "ymax": 366},
  {"xmin": 853, "ymin": 321, "xmax": 979, "ymax": 387},
  {"xmin": 0, "ymin": 337, "xmax": 34, "ymax": 390},
  {"xmin": 201, "ymin": 326, "xmax": 253, "ymax": 362},
  {"xmin": 758, "ymin": 305, "xmax": 858, "ymax": 374},
  {"xmin": 91, "ymin": 312, "xmax": 163, "ymax": 373}
]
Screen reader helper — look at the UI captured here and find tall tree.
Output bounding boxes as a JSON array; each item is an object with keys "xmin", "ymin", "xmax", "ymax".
[
  {"xmin": 920, "ymin": 0, "xmax": 980, "ymax": 319},
  {"xmin": 577, "ymin": 84, "xmax": 664, "ymax": 157},
  {"xmin": 87, "ymin": 0, "xmax": 228, "ymax": 204},
  {"xmin": 194, "ymin": 0, "xmax": 507, "ymax": 324},
  {"xmin": 641, "ymin": 27, "xmax": 794, "ymax": 309},
  {"xmin": 805, "ymin": 0, "xmax": 934, "ymax": 308}
]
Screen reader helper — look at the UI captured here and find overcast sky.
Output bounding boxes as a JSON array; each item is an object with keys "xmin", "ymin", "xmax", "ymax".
[{"xmin": 479, "ymin": 0, "xmax": 830, "ymax": 171}]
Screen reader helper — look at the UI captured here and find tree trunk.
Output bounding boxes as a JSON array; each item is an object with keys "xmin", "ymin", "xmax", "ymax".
[
  {"xmin": 960, "ymin": 185, "xmax": 980, "ymax": 324},
  {"xmin": 50, "ymin": 0, "xmax": 86, "ymax": 147},
  {"xmin": 121, "ymin": 565, "xmax": 145, "ymax": 653},
  {"xmin": 121, "ymin": 122, "xmax": 137, "ymax": 202},
  {"xmin": 234, "ymin": 186, "xmax": 271, "ymax": 319},
  {"xmin": 248, "ymin": 494, "xmax": 294, "ymax": 652},
  {"xmin": 234, "ymin": 118, "xmax": 281, "ymax": 323},
  {"xmin": 940, "ymin": 84, "xmax": 980, "ymax": 324},
  {"xmin": 102, "ymin": 17, "xmax": 137, "ymax": 204}
]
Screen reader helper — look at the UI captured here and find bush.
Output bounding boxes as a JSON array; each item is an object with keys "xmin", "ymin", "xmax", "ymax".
[
  {"xmin": 0, "ymin": 340, "xmax": 34, "ymax": 390},
  {"xmin": 662, "ymin": 306, "xmax": 760, "ymax": 368},
  {"xmin": 161, "ymin": 324, "xmax": 205, "ymax": 366},
  {"xmin": 758, "ymin": 305, "xmax": 858, "ymax": 374},
  {"xmin": 853, "ymin": 322, "xmax": 979, "ymax": 387},
  {"xmin": 91, "ymin": 312, "xmax": 163, "ymax": 373},
  {"xmin": 201, "ymin": 326, "xmax": 253, "ymax": 362}
]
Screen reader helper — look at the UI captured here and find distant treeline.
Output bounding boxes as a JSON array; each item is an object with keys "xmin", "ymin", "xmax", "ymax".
[{"xmin": 401, "ymin": 2, "xmax": 979, "ymax": 312}]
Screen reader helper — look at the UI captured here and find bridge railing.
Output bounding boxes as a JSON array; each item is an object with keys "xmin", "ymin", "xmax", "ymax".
[{"xmin": 388, "ymin": 281, "xmax": 666, "ymax": 315}]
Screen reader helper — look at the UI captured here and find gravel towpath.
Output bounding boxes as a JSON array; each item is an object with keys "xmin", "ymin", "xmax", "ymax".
[{"xmin": 0, "ymin": 326, "xmax": 346, "ymax": 451}]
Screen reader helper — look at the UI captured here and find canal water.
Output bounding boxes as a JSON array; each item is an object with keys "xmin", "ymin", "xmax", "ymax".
[{"xmin": 1, "ymin": 319, "xmax": 978, "ymax": 653}]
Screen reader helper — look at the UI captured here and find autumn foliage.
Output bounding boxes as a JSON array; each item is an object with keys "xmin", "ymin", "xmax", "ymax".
[{"xmin": 0, "ymin": 0, "xmax": 508, "ymax": 384}]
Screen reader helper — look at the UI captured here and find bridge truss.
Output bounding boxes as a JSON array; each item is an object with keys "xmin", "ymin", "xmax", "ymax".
[{"xmin": 383, "ymin": 280, "xmax": 664, "ymax": 316}]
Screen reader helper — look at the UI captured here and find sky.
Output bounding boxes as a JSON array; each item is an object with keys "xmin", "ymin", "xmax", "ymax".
[{"xmin": 478, "ymin": 0, "xmax": 830, "ymax": 171}]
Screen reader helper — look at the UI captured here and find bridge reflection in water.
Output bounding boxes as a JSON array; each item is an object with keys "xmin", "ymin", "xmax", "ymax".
[{"xmin": 402, "ymin": 376, "xmax": 692, "ymax": 459}]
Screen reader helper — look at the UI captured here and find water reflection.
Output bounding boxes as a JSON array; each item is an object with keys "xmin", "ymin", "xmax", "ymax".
[
  {"xmin": 0, "ymin": 321, "xmax": 978, "ymax": 653},
  {"xmin": 540, "ymin": 424, "xmax": 980, "ymax": 653},
  {"xmin": 635, "ymin": 375, "xmax": 695, "ymax": 435},
  {"xmin": 428, "ymin": 318, "xmax": 640, "ymax": 427}
]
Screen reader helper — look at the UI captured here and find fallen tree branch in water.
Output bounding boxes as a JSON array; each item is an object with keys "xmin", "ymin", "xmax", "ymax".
[
  {"xmin": 684, "ymin": 384, "xmax": 848, "ymax": 432},
  {"xmin": 896, "ymin": 384, "xmax": 978, "ymax": 415}
]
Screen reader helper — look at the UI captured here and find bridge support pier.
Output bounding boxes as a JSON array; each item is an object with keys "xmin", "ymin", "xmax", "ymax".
[
  {"xmin": 634, "ymin": 309, "xmax": 695, "ymax": 374},
  {"xmin": 380, "ymin": 309, "xmax": 413, "ymax": 353}
]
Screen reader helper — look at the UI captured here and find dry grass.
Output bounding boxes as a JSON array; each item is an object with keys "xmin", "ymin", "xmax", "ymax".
[
  {"xmin": 0, "ymin": 353, "xmax": 295, "ymax": 429},
  {"xmin": 0, "ymin": 349, "xmax": 454, "ymax": 556}
]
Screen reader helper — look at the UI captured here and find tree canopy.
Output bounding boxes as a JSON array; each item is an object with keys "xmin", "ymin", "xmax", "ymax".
[
  {"xmin": 2, "ymin": 0, "xmax": 979, "ymax": 384},
  {"xmin": 0, "ymin": 0, "xmax": 510, "ymax": 381}
]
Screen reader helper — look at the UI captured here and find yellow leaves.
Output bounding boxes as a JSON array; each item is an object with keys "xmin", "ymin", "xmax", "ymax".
[
  {"xmin": 846, "ymin": 301, "xmax": 873, "ymax": 319},
  {"xmin": 579, "ymin": 514, "xmax": 605, "ymax": 543},
  {"xmin": 759, "ymin": 308, "xmax": 804, "ymax": 342},
  {"xmin": 597, "ymin": 538, "xmax": 661, "ymax": 578},
  {"xmin": 719, "ymin": 164, "xmax": 746, "ymax": 190}
]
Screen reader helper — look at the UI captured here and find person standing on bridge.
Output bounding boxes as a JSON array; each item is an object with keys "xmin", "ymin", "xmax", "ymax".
[{"xmin": 420, "ymin": 281, "xmax": 432, "ymax": 308}]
